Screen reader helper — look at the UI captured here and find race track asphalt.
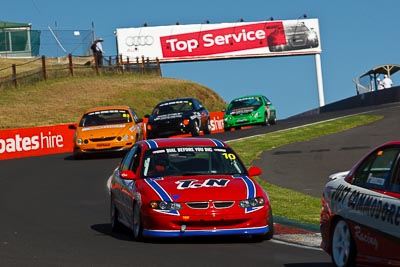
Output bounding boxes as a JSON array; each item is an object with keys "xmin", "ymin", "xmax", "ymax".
[{"xmin": 1, "ymin": 102, "xmax": 398, "ymax": 265}]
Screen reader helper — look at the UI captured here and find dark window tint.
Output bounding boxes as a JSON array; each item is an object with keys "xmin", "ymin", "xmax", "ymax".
[
  {"xmin": 120, "ymin": 145, "xmax": 141, "ymax": 172},
  {"xmin": 353, "ymin": 147, "xmax": 400, "ymax": 191}
]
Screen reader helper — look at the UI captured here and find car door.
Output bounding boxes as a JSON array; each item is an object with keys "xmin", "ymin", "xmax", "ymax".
[
  {"xmin": 113, "ymin": 145, "xmax": 142, "ymax": 222},
  {"xmin": 348, "ymin": 145, "xmax": 400, "ymax": 260}
]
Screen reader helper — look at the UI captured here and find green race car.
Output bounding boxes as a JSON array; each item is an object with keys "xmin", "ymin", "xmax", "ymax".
[{"xmin": 223, "ymin": 94, "xmax": 277, "ymax": 131}]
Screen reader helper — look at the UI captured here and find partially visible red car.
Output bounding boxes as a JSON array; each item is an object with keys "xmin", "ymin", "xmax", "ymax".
[
  {"xmin": 268, "ymin": 22, "xmax": 319, "ymax": 52},
  {"xmin": 108, "ymin": 137, "xmax": 273, "ymax": 241},
  {"xmin": 320, "ymin": 141, "xmax": 400, "ymax": 267}
]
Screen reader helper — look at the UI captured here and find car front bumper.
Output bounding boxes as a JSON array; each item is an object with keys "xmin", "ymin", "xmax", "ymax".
[
  {"xmin": 141, "ymin": 209, "xmax": 270, "ymax": 238},
  {"xmin": 224, "ymin": 115, "xmax": 265, "ymax": 128}
]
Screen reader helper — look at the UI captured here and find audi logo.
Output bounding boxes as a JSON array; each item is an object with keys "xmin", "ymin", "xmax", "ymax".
[{"xmin": 125, "ymin": 35, "xmax": 154, "ymax": 46}]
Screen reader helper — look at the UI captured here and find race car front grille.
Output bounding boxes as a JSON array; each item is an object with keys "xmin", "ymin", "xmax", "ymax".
[
  {"xmin": 185, "ymin": 201, "xmax": 235, "ymax": 209},
  {"xmin": 213, "ymin": 201, "xmax": 235, "ymax": 209},
  {"xmin": 186, "ymin": 202, "xmax": 209, "ymax": 209},
  {"xmin": 89, "ymin": 136, "xmax": 116, "ymax": 142}
]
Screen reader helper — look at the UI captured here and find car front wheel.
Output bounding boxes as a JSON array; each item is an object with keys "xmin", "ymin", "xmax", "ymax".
[
  {"xmin": 191, "ymin": 121, "xmax": 200, "ymax": 136},
  {"xmin": 110, "ymin": 197, "xmax": 122, "ymax": 232},
  {"xmin": 331, "ymin": 219, "xmax": 356, "ymax": 267},
  {"xmin": 262, "ymin": 111, "xmax": 270, "ymax": 126},
  {"xmin": 252, "ymin": 209, "xmax": 274, "ymax": 242},
  {"xmin": 268, "ymin": 117, "xmax": 277, "ymax": 125},
  {"xmin": 133, "ymin": 202, "xmax": 143, "ymax": 241},
  {"xmin": 203, "ymin": 119, "xmax": 211, "ymax": 135}
]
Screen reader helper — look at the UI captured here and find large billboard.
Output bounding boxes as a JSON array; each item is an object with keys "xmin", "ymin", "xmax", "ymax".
[{"xmin": 115, "ymin": 18, "xmax": 321, "ymax": 62}]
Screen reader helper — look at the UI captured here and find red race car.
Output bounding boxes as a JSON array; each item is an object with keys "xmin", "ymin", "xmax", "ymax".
[
  {"xmin": 108, "ymin": 137, "xmax": 273, "ymax": 241},
  {"xmin": 320, "ymin": 141, "xmax": 400, "ymax": 267}
]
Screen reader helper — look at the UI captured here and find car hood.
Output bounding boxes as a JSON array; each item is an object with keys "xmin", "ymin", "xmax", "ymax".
[
  {"xmin": 150, "ymin": 112, "xmax": 194, "ymax": 122},
  {"xmin": 143, "ymin": 175, "xmax": 257, "ymax": 201},
  {"xmin": 77, "ymin": 123, "xmax": 135, "ymax": 137}
]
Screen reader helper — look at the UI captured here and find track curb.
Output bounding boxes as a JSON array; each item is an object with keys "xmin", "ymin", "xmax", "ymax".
[{"xmin": 273, "ymin": 216, "xmax": 321, "ymax": 248}]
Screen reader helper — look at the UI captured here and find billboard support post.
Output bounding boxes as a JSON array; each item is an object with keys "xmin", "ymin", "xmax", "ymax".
[{"xmin": 315, "ymin": 53, "xmax": 325, "ymax": 107}]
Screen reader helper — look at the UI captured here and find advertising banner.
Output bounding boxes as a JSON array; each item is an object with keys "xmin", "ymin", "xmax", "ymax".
[
  {"xmin": 0, "ymin": 124, "xmax": 75, "ymax": 160},
  {"xmin": 209, "ymin": 111, "xmax": 225, "ymax": 133},
  {"xmin": 0, "ymin": 112, "xmax": 225, "ymax": 160},
  {"xmin": 116, "ymin": 18, "xmax": 321, "ymax": 62}
]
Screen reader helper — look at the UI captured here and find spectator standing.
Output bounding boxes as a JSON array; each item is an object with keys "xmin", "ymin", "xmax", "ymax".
[
  {"xmin": 90, "ymin": 38, "xmax": 104, "ymax": 66},
  {"xmin": 377, "ymin": 78, "xmax": 384, "ymax": 90},
  {"xmin": 382, "ymin": 74, "xmax": 393, "ymax": 88}
]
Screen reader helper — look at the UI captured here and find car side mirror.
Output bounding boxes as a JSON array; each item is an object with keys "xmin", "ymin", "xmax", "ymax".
[
  {"xmin": 144, "ymin": 114, "xmax": 150, "ymax": 118},
  {"xmin": 248, "ymin": 166, "xmax": 262, "ymax": 177},
  {"xmin": 120, "ymin": 170, "xmax": 137, "ymax": 180}
]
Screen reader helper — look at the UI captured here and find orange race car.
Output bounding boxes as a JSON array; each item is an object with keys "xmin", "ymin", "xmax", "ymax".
[{"xmin": 69, "ymin": 105, "xmax": 143, "ymax": 159}]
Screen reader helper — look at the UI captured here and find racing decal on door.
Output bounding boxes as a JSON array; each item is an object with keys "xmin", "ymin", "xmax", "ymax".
[{"xmin": 330, "ymin": 183, "xmax": 400, "ymax": 238}]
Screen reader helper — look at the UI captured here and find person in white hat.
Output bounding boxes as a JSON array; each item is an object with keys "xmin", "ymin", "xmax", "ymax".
[
  {"xmin": 382, "ymin": 74, "xmax": 393, "ymax": 89},
  {"xmin": 90, "ymin": 38, "xmax": 104, "ymax": 66}
]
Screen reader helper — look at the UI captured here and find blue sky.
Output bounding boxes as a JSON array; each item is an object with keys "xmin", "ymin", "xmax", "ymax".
[{"xmin": 3, "ymin": 0, "xmax": 400, "ymax": 118}]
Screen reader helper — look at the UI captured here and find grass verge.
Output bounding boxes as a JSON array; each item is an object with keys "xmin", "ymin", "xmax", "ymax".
[
  {"xmin": 229, "ymin": 114, "xmax": 383, "ymax": 226},
  {"xmin": 0, "ymin": 75, "xmax": 227, "ymax": 129}
]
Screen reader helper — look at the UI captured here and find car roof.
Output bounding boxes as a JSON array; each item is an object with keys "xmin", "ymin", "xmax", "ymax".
[
  {"xmin": 157, "ymin": 97, "xmax": 198, "ymax": 105},
  {"xmin": 141, "ymin": 138, "xmax": 229, "ymax": 149},
  {"xmin": 231, "ymin": 95, "xmax": 265, "ymax": 101},
  {"xmin": 375, "ymin": 141, "xmax": 400, "ymax": 147},
  {"xmin": 83, "ymin": 105, "xmax": 132, "ymax": 114}
]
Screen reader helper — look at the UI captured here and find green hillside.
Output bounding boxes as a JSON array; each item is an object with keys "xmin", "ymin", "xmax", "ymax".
[{"xmin": 0, "ymin": 74, "xmax": 227, "ymax": 129}]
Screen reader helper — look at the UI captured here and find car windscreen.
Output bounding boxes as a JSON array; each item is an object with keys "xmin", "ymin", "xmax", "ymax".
[
  {"xmin": 285, "ymin": 23, "xmax": 310, "ymax": 33},
  {"xmin": 80, "ymin": 109, "xmax": 132, "ymax": 127},
  {"xmin": 153, "ymin": 100, "xmax": 194, "ymax": 115},
  {"xmin": 227, "ymin": 97, "xmax": 263, "ymax": 111},
  {"xmin": 142, "ymin": 146, "xmax": 247, "ymax": 177}
]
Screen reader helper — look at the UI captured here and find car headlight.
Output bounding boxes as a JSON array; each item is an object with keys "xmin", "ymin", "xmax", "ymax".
[
  {"xmin": 308, "ymin": 32, "xmax": 317, "ymax": 40},
  {"xmin": 123, "ymin": 134, "xmax": 130, "ymax": 141},
  {"xmin": 77, "ymin": 138, "xmax": 83, "ymax": 145},
  {"xmin": 149, "ymin": 200, "xmax": 182, "ymax": 210},
  {"xmin": 239, "ymin": 197, "xmax": 265, "ymax": 208},
  {"xmin": 251, "ymin": 112, "xmax": 259, "ymax": 118}
]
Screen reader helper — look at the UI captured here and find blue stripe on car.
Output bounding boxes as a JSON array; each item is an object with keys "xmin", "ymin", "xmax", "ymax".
[
  {"xmin": 234, "ymin": 175, "xmax": 261, "ymax": 213},
  {"xmin": 145, "ymin": 178, "xmax": 179, "ymax": 216},
  {"xmin": 210, "ymin": 138, "xmax": 225, "ymax": 147},
  {"xmin": 142, "ymin": 225, "xmax": 269, "ymax": 238},
  {"xmin": 145, "ymin": 140, "xmax": 158, "ymax": 149}
]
